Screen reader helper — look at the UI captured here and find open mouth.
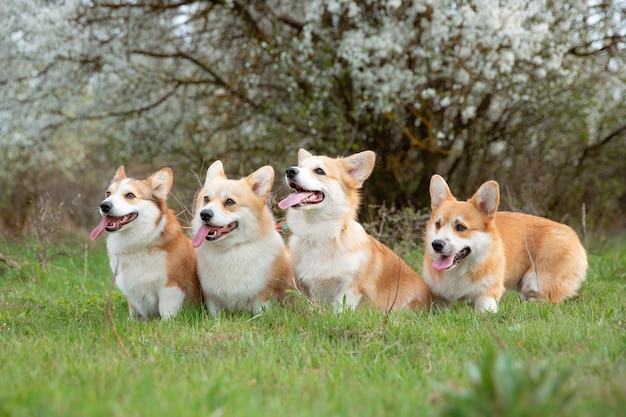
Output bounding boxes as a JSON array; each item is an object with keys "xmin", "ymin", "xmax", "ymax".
[
  {"xmin": 191, "ymin": 222, "xmax": 238, "ymax": 247},
  {"xmin": 432, "ymin": 247, "xmax": 471, "ymax": 271},
  {"xmin": 277, "ymin": 182, "xmax": 325, "ymax": 209},
  {"xmin": 90, "ymin": 213, "xmax": 138, "ymax": 240}
]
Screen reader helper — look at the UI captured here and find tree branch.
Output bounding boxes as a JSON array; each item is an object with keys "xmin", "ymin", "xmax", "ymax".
[
  {"xmin": 78, "ymin": 81, "xmax": 182, "ymax": 120},
  {"xmin": 577, "ymin": 123, "xmax": 626, "ymax": 166}
]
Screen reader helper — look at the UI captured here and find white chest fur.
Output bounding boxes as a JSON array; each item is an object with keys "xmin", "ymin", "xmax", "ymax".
[
  {"xmin": 196, "ymin": 231, "xmax": 283, "ymax": 314},
  {"xmin": 290, "ymin": 222, "xmax": 366, "ymax": 306},
  {"xmin": 424, "ymin": 266, "xmax": 496, "ymax": 304},
  {"xmin": 108, "ymin": 245, "xmax": 168, "ymax": 318}
]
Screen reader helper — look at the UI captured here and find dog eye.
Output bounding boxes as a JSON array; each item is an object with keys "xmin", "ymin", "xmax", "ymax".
[
  {"xmin": 456, "ymin": 224, "xmax": 467, "ymax": 232},
  {"xmin": 105, "ymin": 191, "xmax": 111, "ymax": 197},
  {"xmin": 224, "ymin": 198, "xmax": 236, "ymax": 206},
  {"xmin": 435, "ymin": 221, "xmax": 441, "ymax": 229},
  {"xmin": 125, "ymin": 192, "xmax": 135, "ymax": 199},
  {"xmin": 203, "ymin": 195, "xmax": 209, "ymax": 203},
  {"xmin": 314, "ymin": 168, "xmax": 325, "ymax": 175}
]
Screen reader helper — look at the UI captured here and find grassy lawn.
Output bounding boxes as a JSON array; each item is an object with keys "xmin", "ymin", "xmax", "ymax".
[{"xmin": 0, "ymin": 235, "xmax": 624, "ymax": 417}]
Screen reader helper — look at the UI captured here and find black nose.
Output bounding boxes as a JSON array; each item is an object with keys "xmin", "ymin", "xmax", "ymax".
[
  {"xmin": 200, "ymin": 209, "xmax": 214, "ymax": 222},
  {"xmin": 432, "ymin": 239, "xmax": 445, "ymax": 253},
  {"xmin": 286, "ymin": 167, "xmax": 299, "ymax": 179},
  {"xmin": 100, "ymin": 201, "xmax": 112, "ymax": 214}
]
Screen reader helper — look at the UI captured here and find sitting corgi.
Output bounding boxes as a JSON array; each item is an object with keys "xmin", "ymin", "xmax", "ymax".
[
  {"xmin": 423, "ymin": 174, "xmax": 587, "ymax": 313},
  {"xmin": 278, "ymin": 149, "xmax": 431, "ymax": 311},
  {"xmin": 90, "ymin": 166, "xmax": 202, "ymax": 319},
  {"xmin": 191, "ymin": 161, "xmax": 294, "ymax": 316}
]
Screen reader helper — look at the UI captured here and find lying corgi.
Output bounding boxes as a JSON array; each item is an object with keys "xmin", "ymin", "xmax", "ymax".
[
  {"xmin": 191, "ymin": 161, "xmax": 294, "ymax": 316},
  {"xmin": 278, "ymin": 149, "xmax": 431, "ymax": 311},
  {"xmin": 90, "ymin": 166, "xmax": 202, "ymax": 319},
  {"xmin": 423, "ymin": 174, "xmax": 587, "ymax": 313}
]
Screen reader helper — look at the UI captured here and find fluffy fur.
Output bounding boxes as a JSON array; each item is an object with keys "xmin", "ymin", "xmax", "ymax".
[
  {"xmin": 423, "ymin": 174, "xmax": 588, "ymax": 313},
  {"xmin": 90, "ymin": 166, "xmax": 201, "ymax": 320},
  {"xmin": 191, "ymin": 161, "xmax": 294, "ymax": 316},
  {"xmin": 279, "ymin": 149, "xmax": 431, "ymax": 311}
]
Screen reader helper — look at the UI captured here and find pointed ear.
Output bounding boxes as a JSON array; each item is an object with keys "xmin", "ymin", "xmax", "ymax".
[
  {"xmin": 149, "ymin": 167, "xmax": 173, "ymax": 200},
  {"xmin": 113, "ymin": 165, "xmax": 126, "ymax": 181},
  {"xmin": 429, "ymin": 175, "xmax": 455, "ymax": 210},
  {"xmin": 343, "ymin": 150, "xmax": 375, "ymax": 187},
  {"xmin": 470, "ymin": 180, "xmax": 500, "ymax": 219},
  {"xmin": 247, "ymin": 165, "xmax": 275, "ymax": 199},
  {"xmin": 205, "ymin": 160, "xmax": 226, "ymax": 185},
  {"xmin": 298, "ymin": 148, "xmax": 313, "ymax": 164}
]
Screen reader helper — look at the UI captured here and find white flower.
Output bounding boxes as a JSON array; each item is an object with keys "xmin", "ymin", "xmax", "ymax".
[
  {"xmin": 461, "ymin": 106, "xmax": 477, "ymax": 122},
  {"xmin": 421, "ymin": 88, "xmax": 436, "ymax": 99}
]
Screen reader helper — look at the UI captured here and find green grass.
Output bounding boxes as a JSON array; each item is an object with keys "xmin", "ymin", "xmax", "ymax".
[{"xmin": 0, "ymin": 236, "xmax": 625, "ymax": 417}]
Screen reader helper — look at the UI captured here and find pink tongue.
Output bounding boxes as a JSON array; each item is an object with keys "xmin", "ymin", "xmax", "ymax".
[
  {"xmin": 433, "ymin": 255, "xmax": 454, "ymax": 271},
  {"xmin": 90, "ymin": 217, "xmax": 110, "ymax": 240},
  {"xmin": 192, "ymin": 224, "xmax": 211, "ymax": 248},
  {"xmin": 278, "ymin": 192, "xmax": 314, "ymax": 210}
]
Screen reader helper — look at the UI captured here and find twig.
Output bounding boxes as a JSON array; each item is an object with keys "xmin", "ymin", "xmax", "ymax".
[
  {"xmin": 103, "ymin": 263, "xmax": 131, "ymax": 357},
  {"xmin": 83, "ymin": 243, "xmax": 88, "ymax": 280},
  {"xmin": 0, "ymin": 253, "xmax": 20, "ymax": 269},
  {"xmin": 524, "ymin": 234, "xmax": 539, "ymax": 298},
  {"xmin": 377, "ymin": 204, "xmax": 388, "ymax": 241},
  {"xmin": 581, "ymin": 203, "xmax": 588, "ymax": 250},
  {"xmin": 386, "ymin": 254, "xmax": 403, "ymax": 315},
  {"xmin": 381, "ymin": 254, "xmax": 403, "ymax": 345}
]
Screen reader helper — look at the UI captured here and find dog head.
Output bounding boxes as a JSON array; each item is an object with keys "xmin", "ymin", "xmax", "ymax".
[
  {"xmin": 90, "ymin": 166, "xmax": 172, "ymax": 240},
  {"xmin": 192, "ymin": 161, "xmax": 275, "ymax": 248},
  {"xmin": 278, "ymin": 148, "xmax": 376, "ymax": 219},
  {"xmin": 425, "ymin": 174, "xmax": 499, "ymax": 271}
]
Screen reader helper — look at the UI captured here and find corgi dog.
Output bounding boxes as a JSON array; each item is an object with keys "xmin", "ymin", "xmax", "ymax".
[
  {"xmin": 278, "ymin": 149, "xmax": 431, "ymax": 311},
  {"xmin": 191, "ymin": 161, "xmax": 294, "ymax": 316},
  {"xmin": 90, "ymin": 166, "xmax": 202, "ymax": 320},
  {"xmin": 423, "ymin": 174, "xmax": 587, "ymax": 313}
]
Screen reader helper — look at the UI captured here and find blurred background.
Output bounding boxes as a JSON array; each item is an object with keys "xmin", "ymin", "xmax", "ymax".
[{"xmin": 1, "ymin": 0, "xmax": 624, "ymax": 244}]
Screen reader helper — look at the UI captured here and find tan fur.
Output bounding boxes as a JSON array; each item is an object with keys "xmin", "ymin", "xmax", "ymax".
[
  {"xmin": 160, "ymin": 209, "xmax": 202, "ymax": 302},
  {"xmin": 423, "ymin": 174, "xmax": 587, "ymax": 313},
  {"xmin": 259, "ymin": 250, "xmax": 296, "ymax": 303},
  {"xmin": 497, "ymin": 212, "xmax": 587, "ymax": 302},
  {"xmin": 356, "ymin": 236, "xmax": 431, "ymax": 311},
  {"xmin": 282, "ymin": 149, "xmax": 431, "ymax": 311}
]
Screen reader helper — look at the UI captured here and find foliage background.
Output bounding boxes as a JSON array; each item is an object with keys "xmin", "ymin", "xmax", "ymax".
[{"xmin": 1, "ymin": 0, "xmax": 625, "ymax": 237}]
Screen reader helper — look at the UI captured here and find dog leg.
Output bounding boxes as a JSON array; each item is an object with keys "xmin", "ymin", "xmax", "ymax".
[
  {"xmin": 518, "ymin": 271, "xmax": 541, "ymax": 301},
  {"xmin": 158, "ymin": 286, "xmax": 185, "ymax": 319},
  {"xmin": 205, "ymin": 296, "xmax": 223, "ymax": 317},
  {"xmin": 128, "ymin": 301, "xmax": 143, "ymax": 320},
  {"xmin": 474, "ymin": 296, "xmax": 498, "ymax": 313}
]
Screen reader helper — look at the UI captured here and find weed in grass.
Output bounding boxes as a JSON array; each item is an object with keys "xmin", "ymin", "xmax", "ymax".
[
  {"xmin": 438, "ymin": 346, "xmax": 576, "ymax": 417},
  {"xmin": 24, "ymin": 192, "xmax": 71, "ymax": 268},
  {"xmin": 364, "ymin": 203, "xmax": 428, "ymax": 257}
]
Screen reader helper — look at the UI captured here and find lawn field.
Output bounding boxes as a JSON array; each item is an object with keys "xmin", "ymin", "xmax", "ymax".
[{"xmin": 0, "ymin": 235, "xmax": 624, "ymax": 417}]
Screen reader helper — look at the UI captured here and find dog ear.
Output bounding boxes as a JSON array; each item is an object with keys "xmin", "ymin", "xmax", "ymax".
[
  {"xmin": 298, "ymin": 148, "xmax": 313, "ymax": 164},
  {"xmin": 149, "ymin": 168, "xmax": 173, "ymax": 200},
  {"xmin": 247, "ymin": 165, "xmax": 275, "ymax": 199},
  {"xmin": 205, "ymin": 160, "xmax": 226, "ymax": 185},
  {"xmin": 429, "ymin": 175, "xmax": 455, "ymax": 210},
  {"xmin": 113, "ymin": 165, "xmax": 126, "ymax": 181},
  {"xmin": 343, "ymin": 150, "xmax": 376, "ymax": 187},
  {"xmin": 470, "ymin": 180, "xmax": 500, "ymax": 219}
]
